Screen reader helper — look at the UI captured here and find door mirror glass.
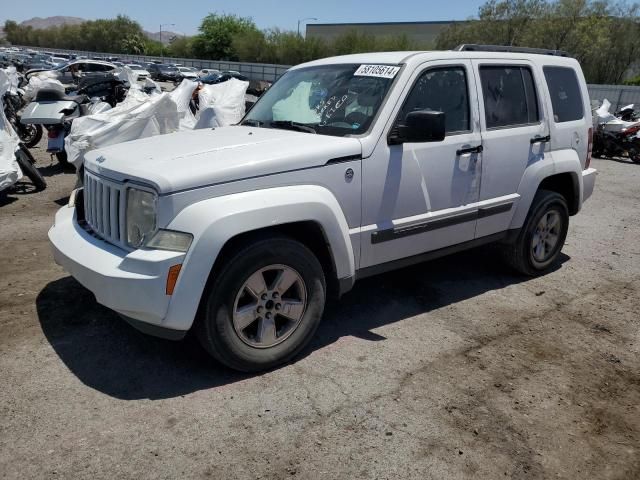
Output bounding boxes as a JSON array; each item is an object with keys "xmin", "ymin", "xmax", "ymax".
[{"xmin": 389, "ymin": 110, "xmax": 446, "ymax": 145}]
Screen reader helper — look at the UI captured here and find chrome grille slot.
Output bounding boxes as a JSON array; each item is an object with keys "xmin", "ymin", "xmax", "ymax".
[{"xmin": 83, "ymin": 170, "xmax": 125, "ymax": 248}]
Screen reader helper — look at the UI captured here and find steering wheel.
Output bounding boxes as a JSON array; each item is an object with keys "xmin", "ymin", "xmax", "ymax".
[{"xmin": 344, "ymin": 111, "xmax": 369, "ymax": 127}]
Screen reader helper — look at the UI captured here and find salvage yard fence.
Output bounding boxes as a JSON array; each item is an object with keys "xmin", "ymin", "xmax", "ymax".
[
  {"xmin": 586, "ymin": 84, "xmax": 640, "ymax": 113},
  {"xmin": 13, "ymin": 46, "xmax": 640, "ymax": 106}
]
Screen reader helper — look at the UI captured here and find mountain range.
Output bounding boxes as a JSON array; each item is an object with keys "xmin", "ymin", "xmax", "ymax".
[{"xmin": 2, "ymin": 16, "xmax": 183, "ymax": 44}]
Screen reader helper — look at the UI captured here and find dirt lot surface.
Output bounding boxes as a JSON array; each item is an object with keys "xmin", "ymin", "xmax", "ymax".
[{"xmin": 1, "ymin": 142, "xmax": 639, "ymax": 479}]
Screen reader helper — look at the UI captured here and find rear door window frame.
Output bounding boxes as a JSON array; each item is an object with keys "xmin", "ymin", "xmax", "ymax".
[
  {"xmin": 542, "ymin": 65, "xmax": 584, "ymax": 123},
  {"xmin": 478, "ymin": 64, "xmax": 542, "ymax": 131}
]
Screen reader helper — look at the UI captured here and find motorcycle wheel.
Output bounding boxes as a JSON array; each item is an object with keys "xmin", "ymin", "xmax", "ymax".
[
  {"xmin": 16, "ymin": 145, "xmax": 47, "ymax": 191},
  {"xmin": 19, "ymin": 124, "xmax": 43, "ymax": 148},
  {"xmin": 629, "ymin": 148, "xmax": 640, "ymax": 164}
]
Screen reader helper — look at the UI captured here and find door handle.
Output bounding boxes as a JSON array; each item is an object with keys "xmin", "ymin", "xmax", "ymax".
[
  {"xmin": 456, "ymin": 145, "xmax": 483, "ymax": 156},
  {"xmin": 530, "ymin": 135, "xmax": 551, "ymax": 144}
]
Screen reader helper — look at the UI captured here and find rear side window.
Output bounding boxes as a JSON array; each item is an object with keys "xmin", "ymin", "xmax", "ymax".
[
  {"xmin": 480, "ymin": 66, "xmax": 540, "ymax": 129},
  {"xmin": 543, "ymin": 66, "xmax": 584, "ymax": 123},
  {"xmin": 399, "ymin": 66, "xmax": 470, "ymax": 134}
]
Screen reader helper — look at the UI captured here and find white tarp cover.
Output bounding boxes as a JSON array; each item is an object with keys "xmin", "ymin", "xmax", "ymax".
[
  {"xmin": 0, "ymin": 69, "xmax": 22, "ymax": 192},
  {"xmin": 65, "ymin": 89, "xmax": 179, "ymax": 168},
  {"xmin": 170, "ymin": 80, "xmax": 199, "ymax": 130},
  {"xmin": 196, "ymin": 78, "xmax": 249, "ymax": 128},
  {"xmin": 65, "ymin": 78, "xmax": 249, "ymax": 169},
  {"xmin": 22, "ymin": 72, "xmax": 65, "ymax": 103}
]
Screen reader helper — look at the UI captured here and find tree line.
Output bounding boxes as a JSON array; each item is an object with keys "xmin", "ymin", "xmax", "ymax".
[{"xmin": 3, "ymin": 0, "xmax": 640, "ymax": 84}]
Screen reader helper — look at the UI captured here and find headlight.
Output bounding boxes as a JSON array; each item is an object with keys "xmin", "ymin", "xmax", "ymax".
[{"xmin": 126, "ymin": 187, "xmax": 157, "ymax": 248}]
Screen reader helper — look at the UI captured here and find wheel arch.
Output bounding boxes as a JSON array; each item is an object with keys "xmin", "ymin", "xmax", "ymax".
[
  {"xmin": 538, "ymin": 172, "xmax": 580, "ymax": 215},
  {"xmin": 161, "ymin": 186, "xmax": 356, "ymax": 331},
  {"xmin": 510, "ymin": 149, "xmax": 582, "ymax": 229}
]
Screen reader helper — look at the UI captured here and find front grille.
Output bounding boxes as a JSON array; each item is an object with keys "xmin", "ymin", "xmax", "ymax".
[{"xmin": 83, "ymin": 170, "xmax": 126, "ymax": 247}]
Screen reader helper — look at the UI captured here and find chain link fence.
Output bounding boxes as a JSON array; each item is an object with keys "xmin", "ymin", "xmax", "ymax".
[{"xmin": 587, "ymin": 84, "xmax": 640, "ymax": 112}]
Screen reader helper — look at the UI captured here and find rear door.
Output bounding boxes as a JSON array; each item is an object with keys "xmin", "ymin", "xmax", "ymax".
[{"xmin": 471, "ymin": 59, "xmax": 550, "ymax": 238}]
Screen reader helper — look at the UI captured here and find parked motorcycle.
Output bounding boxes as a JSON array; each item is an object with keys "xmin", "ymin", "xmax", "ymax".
[
  {"xmin": 20, "ymin": 73, "xmax": 128, "ymax": 167},
  {"xmin": 593, "ymin": 100, "xmax": 640, "ymax": 164},
  {"xmin": 3, "ymin": 89, "xmax": 43, "ymax": 147},
  {"xmin": 592, "ymin": 125, "xmax": 640, "ymax": 163},
  {"xmin": 614, "ymin": 104, "xmax": 638, "ymax": 122}
]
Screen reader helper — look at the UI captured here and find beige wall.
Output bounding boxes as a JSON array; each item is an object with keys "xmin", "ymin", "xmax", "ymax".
[{"xmin": 306, "ymin": 22, "xmax": 457, "ymax": 46}]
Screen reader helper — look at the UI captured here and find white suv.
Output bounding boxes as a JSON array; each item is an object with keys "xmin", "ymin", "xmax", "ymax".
[{"xmin": 49, "ymin": 45, "xmax": 597, "ymax": 371}]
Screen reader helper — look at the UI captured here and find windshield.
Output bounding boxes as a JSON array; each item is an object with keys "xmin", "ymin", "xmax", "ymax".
[{"xmin": 243, "ymin": 63, "xmax": 399, "ymax": 137}]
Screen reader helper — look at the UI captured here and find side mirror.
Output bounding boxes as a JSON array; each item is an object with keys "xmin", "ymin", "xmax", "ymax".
[{"xmin": 388, "ymin": 109, "xmax": 446, "ymax": 145}]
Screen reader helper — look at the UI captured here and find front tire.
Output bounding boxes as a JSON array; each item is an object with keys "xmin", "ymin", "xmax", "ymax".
[
  {"xmin": 504, "ymin": 190, "xmax": 569, "ymax": 276},
  {"xmin": 196, "ymin": 235, "xmax": 326, "ymax": 372},
  {"xmin": 15, "ymin": 145, "xmax": 46, "ymax": 191}
]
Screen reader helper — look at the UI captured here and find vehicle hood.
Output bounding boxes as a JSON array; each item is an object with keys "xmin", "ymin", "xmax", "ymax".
[{"xmin": 84, "ymin": 126, "xmax": 362, "ymax": 193}]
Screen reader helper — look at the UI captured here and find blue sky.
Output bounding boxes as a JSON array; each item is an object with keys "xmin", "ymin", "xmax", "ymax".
[{"xmin": 1, "ymin": 0, "xmax": 487, "ymax": 35}]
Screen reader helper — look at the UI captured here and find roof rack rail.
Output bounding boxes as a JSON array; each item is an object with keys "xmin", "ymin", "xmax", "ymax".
[{"xmin": 455, "ymin": 44, "xmax": 570, "ymax": 57}]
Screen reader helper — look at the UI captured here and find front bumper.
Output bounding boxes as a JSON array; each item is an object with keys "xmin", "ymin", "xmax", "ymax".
[
  {"xmin": 49, "ymin": 205, "xmax": 188, "ymax": 339},
  {"xmin": 582, "ymin": 167, "xmax": 597, "ymax": 203}
]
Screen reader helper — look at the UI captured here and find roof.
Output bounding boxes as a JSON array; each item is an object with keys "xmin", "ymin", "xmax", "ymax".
[
  {"xmin": 308, "ymin": 20, "xmax": 459, "ymax": 27},
  {"xmin": 70, "ymin": 59, "xmax": 115, "ymax": 67},
  {"xmin": 294, "ymin": 50, "xmax": 579, "ymax": 70}
]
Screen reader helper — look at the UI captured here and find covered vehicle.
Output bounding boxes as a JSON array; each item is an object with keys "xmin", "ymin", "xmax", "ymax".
[{"xmin": 0, "ymin": 69, "xmax": 22, "ymax": 191}]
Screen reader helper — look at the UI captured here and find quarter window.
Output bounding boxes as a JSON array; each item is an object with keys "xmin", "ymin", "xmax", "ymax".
[
  {"xmin": 480, "ymin": 66, "xmax": 540, "ymax": 129},
  {"xmin": 399, "ymin": 67, "xmax": 470, "ymax": 134},
  {"xmin": 543, "ymin": 66, "xmax": 584, "ymax": 123}
]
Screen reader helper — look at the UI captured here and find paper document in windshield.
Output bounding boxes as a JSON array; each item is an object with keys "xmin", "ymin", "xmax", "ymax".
[{"xmin": 354, "ymin": 65, "xmax": 400, "ymax": 79}]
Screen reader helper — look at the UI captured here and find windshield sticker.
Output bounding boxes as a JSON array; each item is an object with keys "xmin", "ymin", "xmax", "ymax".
[{"xmin": 354, "ymin": 65, "xmax": 400, "ymax": 79}]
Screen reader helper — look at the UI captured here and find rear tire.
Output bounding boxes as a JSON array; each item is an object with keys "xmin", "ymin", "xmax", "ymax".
[
  {"xmin": 196, "ymin": 235, "xmax": 326, "ymax": 372},
  {"xmin": 16, "ymin": 145, "xmax": 46, "ymax": 191},
  {"xmin": 18, "ymin": 124, "xmax": 43, "ymax": 148},
  {"xmin": 503, "ymin": 190, "xmax": 568, "ymax": 276}
]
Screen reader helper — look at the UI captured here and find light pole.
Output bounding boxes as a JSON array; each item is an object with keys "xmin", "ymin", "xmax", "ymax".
[
  {"xmin": 159, "ymin": 23, "xmax": 175, "ymax": 61},
  {"xmin": 297, "ymin": 17, "xmax": 318, "ymax": 37}
]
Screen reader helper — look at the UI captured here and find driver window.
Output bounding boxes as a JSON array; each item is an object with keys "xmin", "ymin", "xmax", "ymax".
[{"xmin": 399, "ymin": 66, "xmax": 470, "ymax": 134}]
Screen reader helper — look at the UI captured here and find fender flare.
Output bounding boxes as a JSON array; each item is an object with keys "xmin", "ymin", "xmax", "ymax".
[
  {"xmin": 509, "ymin": 149, "xmax": 582, "ymax": 229},
  {"xmin": 161, "ymin": 185, "xmax": 355, "ymax": 331}
]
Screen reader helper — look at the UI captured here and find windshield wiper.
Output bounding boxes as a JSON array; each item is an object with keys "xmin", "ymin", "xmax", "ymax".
[
  {"xmin": 241, "ymin": 119, "xmax": 264, "ymax": 127},
  {"xmin": 269, "ymin": 120, "xmax": 317, "ymax": 134}
]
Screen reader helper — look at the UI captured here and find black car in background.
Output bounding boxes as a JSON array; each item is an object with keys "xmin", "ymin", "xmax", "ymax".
[
  {"xmin": 148, "ymin": 64, "xmax": 180, "ymax": 81},
  {"xmin": 199, "ymin": 71, "xmax": 250, "ymax": 85}
]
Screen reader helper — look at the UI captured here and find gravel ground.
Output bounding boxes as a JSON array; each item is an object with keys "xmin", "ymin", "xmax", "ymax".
[{"xmin": 0, "ymin": 141, "xmax": 639, "ymax": 479}]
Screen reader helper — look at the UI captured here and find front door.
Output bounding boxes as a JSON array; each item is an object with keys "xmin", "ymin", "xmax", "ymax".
[{"xmin": 360, "ymin": 60, "xmax": 483, "ymax": 269}]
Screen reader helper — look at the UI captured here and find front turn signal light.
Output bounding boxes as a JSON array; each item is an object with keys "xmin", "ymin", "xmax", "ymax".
[{"xmin": 166, "ymin": 264, "xmax": 182, "ymax": 295}]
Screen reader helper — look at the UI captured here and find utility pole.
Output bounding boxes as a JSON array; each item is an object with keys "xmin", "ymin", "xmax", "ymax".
[{"xmin": 159, "ymin": 23, "xmax": 175, "ymax": 61}]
